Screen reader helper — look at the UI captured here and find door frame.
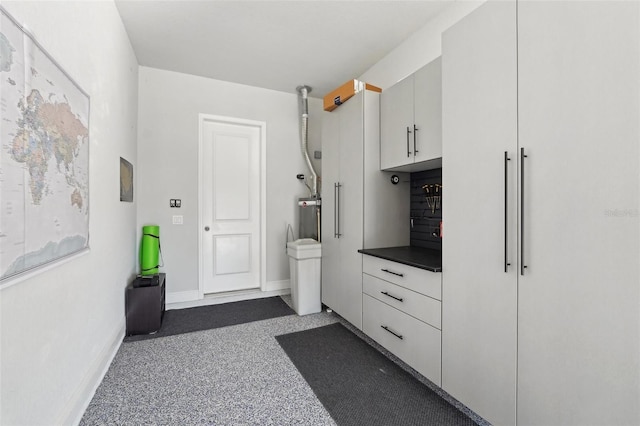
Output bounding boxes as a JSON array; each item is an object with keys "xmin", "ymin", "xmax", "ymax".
[{"xmin": 198, "ymin": 113, "xmax": 266, "ymax": 299}]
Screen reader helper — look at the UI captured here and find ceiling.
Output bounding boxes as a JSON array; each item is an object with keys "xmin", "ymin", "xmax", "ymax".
[{"xmin": 115, "ymin": 0, "xmax": 454, "ymax": 98}]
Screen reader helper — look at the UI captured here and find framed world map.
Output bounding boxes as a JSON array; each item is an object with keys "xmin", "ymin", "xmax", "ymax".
[{"xmin": 0, "ymin": 6, "xmax": 90, "ymax": 285}]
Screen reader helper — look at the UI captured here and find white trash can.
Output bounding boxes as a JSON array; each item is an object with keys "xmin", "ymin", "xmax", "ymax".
[{"xmin": 286, "ymin": 238, "xmax": 322, "ymax": 315}]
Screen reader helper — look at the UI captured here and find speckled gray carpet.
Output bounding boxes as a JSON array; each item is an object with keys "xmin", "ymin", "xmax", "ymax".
[
  {"xmin": 81, "ymin": 312, "xmax": 339, "ymax": 425},
  {"xmin": 82, "ymin": 296, "xmax": 488, "ymax": 425},
  {"xmin": 124, "ymin": 296, "xmax": 295, "ymax": 342},
  {"xmin": 276, "ymin": 323, "xmax": 478, "ymax": 426}
]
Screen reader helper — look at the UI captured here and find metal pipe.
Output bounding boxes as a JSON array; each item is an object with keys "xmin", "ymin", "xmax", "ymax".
[{"xmin": 296, "ymin": 85, "xmax": 318, "ymax": 197}]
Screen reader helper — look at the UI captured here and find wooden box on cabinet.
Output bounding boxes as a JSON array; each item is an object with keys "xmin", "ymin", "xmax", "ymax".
[
  {"xmin": 125, "ymin": 273, "xmax": 166, "ymax": 335},
  {"xmin": 323, "ymin": 79, "xmax": 381, "ymax": 112}
]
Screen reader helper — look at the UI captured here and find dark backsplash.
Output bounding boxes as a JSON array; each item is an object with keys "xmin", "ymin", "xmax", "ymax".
[{"xmin": 410, "ymin": 168, "xmax": 442, "ymax": 250}]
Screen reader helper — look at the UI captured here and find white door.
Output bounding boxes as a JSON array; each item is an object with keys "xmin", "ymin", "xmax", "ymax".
[{"xmin": 200, "ymin": 116, "xmax": 264, "ymax": 294}]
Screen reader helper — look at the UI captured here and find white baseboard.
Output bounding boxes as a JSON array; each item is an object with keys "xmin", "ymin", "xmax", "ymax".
[
  {"xmin": 166, "ymin": 285, "xmax": 290, "ymax": 311},
  {"xmin": 166, "ymin": 290, "xmax": 201, "ymax": 305},
  {"xmin": 61, "ymin": 317, "xmax": 125, "ymax": 426},
  {"xmin": 265, "ymin": 279, "xmax": 290, "ymax": 292}
]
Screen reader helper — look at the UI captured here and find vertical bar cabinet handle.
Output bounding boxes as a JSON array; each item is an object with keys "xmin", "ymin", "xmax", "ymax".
[
  {"xmin": 333, "ymin": 182, "xmax": 338, "ymax": 238},
  {"xmin": 336, "ymin": 183, "xmax": 342, "ymax": 238},
  {"xmin": 406, "ymin": 126, "xmax": 412, "ymax": 157},
  {"xmin": 413, "ymin": 124, "xmax": 419, "ymax": 155},
  {"xmin": 520, "ymin": 148, "xmax": 527, "ymax": 275},
  {"xmin": 505, "ymin": 151, "xmax": 511, "ymax": 272}
]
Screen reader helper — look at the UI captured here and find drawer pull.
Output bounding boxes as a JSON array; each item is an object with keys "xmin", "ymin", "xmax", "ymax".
[
  {"xmin": 381, "ymin": 268, "xmax": 404, "ymax": 277},
  {"xmin": 381, "ymin": 325, "xmax": 404, "ymax": 340},
  {"xmin": 381, "ymin": 291, "xmax": 403, "ymax": 302}
]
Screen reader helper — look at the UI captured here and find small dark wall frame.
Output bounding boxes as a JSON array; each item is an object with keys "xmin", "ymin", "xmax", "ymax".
[{"xmin": 120, "ymin": 157, "xmax": 133, "ymax": 202}]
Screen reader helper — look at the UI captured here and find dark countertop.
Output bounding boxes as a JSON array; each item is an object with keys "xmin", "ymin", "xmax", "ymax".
[{"xmin": 358, "ymin": 246, "xmax": 442, "ymax": 272}]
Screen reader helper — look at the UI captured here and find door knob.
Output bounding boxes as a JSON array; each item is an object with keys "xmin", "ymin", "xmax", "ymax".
[{"xmin": 204, "ymin": 226, "xmax": 210, "ymax": 231}]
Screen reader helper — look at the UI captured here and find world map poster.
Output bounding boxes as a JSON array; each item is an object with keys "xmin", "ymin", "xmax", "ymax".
[{"xmin": 0, "ymin": 7, "xmax": 90, "ymax": 284}]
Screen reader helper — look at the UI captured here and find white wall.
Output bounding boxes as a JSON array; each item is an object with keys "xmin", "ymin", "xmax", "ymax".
[
  {"xmin": 0, "ymin": 1, "xmax": 138, "ymax": 425},
  {"xmin": 137, "ymin": 67, "xmax": 321, "ymax": 300},
  {"xmin": 359, "ymin": 0, "xmax": 485, "ymax": 89}
]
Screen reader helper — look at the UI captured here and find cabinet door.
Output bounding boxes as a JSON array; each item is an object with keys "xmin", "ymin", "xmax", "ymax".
[
  {"xmin": 517, "ymin": 2, "xmax": 640, "ymax": 425},
  {"xmin": 380, "ymin": 76, "xmax": 414, "ymax": 170},
  {"xmin": 320, "ymin": 108, "xmax": 341, "ymax": 312},
  {"xmin": 413, "ymin": 57, "xmax": 442, "ymax": 164},
  {"xmin": 441, "ymin": 2, "xmax": 518, "ymax": 425},
  {"xmin": 337, "ymin": 93, "xmax": 365, "ymax": 329},
  {"xmin": 363, "ymin": 90, "xmax": 411, "ymax": 249}
]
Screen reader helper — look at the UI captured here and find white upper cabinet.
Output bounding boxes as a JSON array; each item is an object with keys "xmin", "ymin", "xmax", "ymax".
[
  {"xmin": 380, "ymin": 57, "xmax": 442, "ymax": 172},
  {"xmin": 413, "ymin": 59, "xmax": 442, "ymax": 165},
  {"xmin": 380, "ymin": 75, "xmax": 414, "ymax": 169}
]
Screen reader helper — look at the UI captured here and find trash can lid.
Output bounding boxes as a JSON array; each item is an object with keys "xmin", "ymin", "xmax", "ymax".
[
  {"xmin": 287, "ymin": 238, "xmax": 321, "ymax": 259},
  {"xmin": 287, "ymin": 238, "xmax": 321, "ymax": 248}
]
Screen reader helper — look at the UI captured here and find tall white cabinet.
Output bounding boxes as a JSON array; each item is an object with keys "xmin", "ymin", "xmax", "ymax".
[
  {"xmin": 321, "ymin": 90, "xmax": 409, "ymax": 329},
  {"xmin": 441, "ymin": 2, "xmax": 518, "ymax": 425},
  {"xmin": 442, "ymin": 1, "xmax": 639, "ymax": 425}
]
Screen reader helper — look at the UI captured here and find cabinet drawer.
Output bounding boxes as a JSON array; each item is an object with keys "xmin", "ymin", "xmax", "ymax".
[
  {"xmin": 363, "ymin": 273, "xmax": 441, "ymax": 329},
  {"xmin": 363, "ymin": 294, "xmax": 441, "ymax": 386},
  {"xmin": 363, "ymin": 255, "xmax": 441, "ymax": 300}
]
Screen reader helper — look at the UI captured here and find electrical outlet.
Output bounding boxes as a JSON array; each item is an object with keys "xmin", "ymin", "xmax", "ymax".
[
  {"xmin": 175, "ymin": 199, "xmax": 181, "ymax": 208},
  {"xmin": 172, "ymin": 215, "xmax": 183, "ymax": 225},
  {"xmin": 170, "ymin": 199, "xmax": 176, "ymax": 207}
]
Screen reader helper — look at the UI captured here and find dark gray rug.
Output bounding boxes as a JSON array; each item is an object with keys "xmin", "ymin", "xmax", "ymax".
[
  {"xmin": 125, "ymin": 296, "xmax": 295, "ymax": 342},
  {"xmin": 276, "ymin": 323, "xmax": 478, "ymax": 426}
]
